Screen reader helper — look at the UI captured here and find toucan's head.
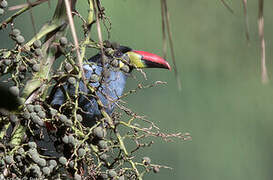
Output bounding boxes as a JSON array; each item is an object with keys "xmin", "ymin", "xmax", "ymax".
[{"xmin": 109, "ymin": 46, "xmax": 171, "ymax": 72}]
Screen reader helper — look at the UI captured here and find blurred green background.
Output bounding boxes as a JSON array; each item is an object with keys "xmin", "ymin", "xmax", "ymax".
[{"xmin": 2, "ymin": 0, "xmax": 273, "ymax": 179}]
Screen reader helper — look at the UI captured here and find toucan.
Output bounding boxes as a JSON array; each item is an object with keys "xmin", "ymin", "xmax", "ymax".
[{"xmin": 51, "ymin": 46, "xmax": 170, "ymax": 124}]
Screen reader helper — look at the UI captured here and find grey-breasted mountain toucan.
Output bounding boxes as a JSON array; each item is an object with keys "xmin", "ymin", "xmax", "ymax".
[{"xmin": 51, "ymin": 45, "xmax": 170, "ymax": 124}]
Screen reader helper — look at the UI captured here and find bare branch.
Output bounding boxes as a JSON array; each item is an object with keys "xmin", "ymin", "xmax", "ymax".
[
  {"xmin": 258, "ymin": 0, "xmax": 268, "ymax": 83},
  {"xmin": 242, "ymin": 0, "xmax": 250, "ymax": 42},
  {"xmin": 220, "ymin": 0, "xmax": 234, "ymax": 14},
  {"xmin": 64, "ymin": 0, "xmax": 86, "ymax": 81}
]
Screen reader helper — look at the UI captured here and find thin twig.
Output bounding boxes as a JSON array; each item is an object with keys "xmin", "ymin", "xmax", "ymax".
[
  {"xmin": 26, "ymin": 0, "xmax": 38, "ymax": 38},
  {"xmin": 242, "ymin": 0, "xmax": 250, "ymax": 42},
  {"xmin": 93, "ymin": 0, "xmax": 107, "ymax": 85},
  {"xmin": 64, "ymin": 0, "xmax": 86, "ymax": 81},
  {"xmin": 0, "ymin": 0, "xmax": 47, "ymax": 29},
  {"xmin": 258, "ymin": 0, "xmax": 268, "ymax": 83},
  {"xmin": 8, "ymin": 0, "xmax": 49, "ymax": 11},
  {"xmin": 160, "ymin": 0, "xmax": 167, "ymax": 59},
  {"xmin": 162, "ymin": 0, "xmax": 182, "ymax": 90},
  {"xmin": 220, "ymin": 0, "xmax": 234, "ymax": 14}
]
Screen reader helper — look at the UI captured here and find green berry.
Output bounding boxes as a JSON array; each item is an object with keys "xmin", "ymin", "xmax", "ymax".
[
  {"xmin": 33, "ymin": 40, "xmax": 42, "ymax": 48},
  {"xmin": 68, "ymin": 160, "xmax": 74, "ymax": 168},
  {"xmin": 16, "ymin": 35, "xmax": 25, "ymax": 44},
  {"xmin": 38, "ymin": 158, "xmax": 46, "ymax": 167},
  {"xmin": 32, "ymin": 154, "xmax": 40, "ymax": 163},
  {"xmin": 68, "ymin": 134, "xmax": 75, "ymax": 144},
  {"xmin": 29, "ymin": 58, "xmax": 36, "ymax": 65},
  {"xmin": 74, "ymin": 173, "xmax": 81, "ymax": 180},
  {"xmin": 59, "ymin": 114, "xmax": 68, "ymax": 122},
  {"xmin": 37, "ymin": 119, "xmax": 44, "ymax": 126},
  {"xmin": 72, "ymin": 138, "xmax": 79, "ymax": 146},
  {"xmin": 0, "ymin": 0, "xmax": 8, "ymax": 8},
  {"xmin": 15, "ymin": 155, "xmax": 22, "ymax": 162},
  {"xmin": 9, "ymin": 114, "xmax": 18, "ymax": 123},
  {"xmin": 19, "ymin": 65, "xmax": 26, "ymax": 72},
  {"xmin": 4, "ymin": 59, "xmax": 11, "ymax": 65},
  {"xmin": 143, "ymin": 156, "xmax": 151, "ymax": 165},
  {"xmin": 28, "ymin": 148, "xmax": 38, "ymax": 156},
  {"xmin": 62, "ymin": 135, "xmax": 69, "ymax": 144},
  {"xmin": 34, "ymin": 105, "xmax": 42, "ymax": 112},
  {"xmin": 31, "ymin": 113, "xmax": 40, "ymax": 121},
  {"xmin": 76, "ymin": 114, "xmax": 82, "ymax": 122},
  {"xmin": 78, "ymin": 148, "xmax": 85, "ymax": 157},
  {"xmin": 68, "ymin": 77, "xmax": 76, "ymax": 85},
  {"xmin": 32, "ymin": 64, "xmax": 40, "ymax": 72},
  {"xmin": 0, "ymin": 8, "xmax": 4, "ymax": 15},
  {"xmin": 118, "ymin": 175, "xmax": 125, "ymax": 180},
  {"xmin": 9, "ymin": 86, "xmax": 19, "ymax": 96},
  {"xmin": 17, "ymin": 147, "xmax": 25, "ymax": 154},
  {"xmin": 31, "ymin": 114, "xmax": 44, "ymax": 126},
  {"xmin": 34, "ymin": 48, "xmax": 43, "ymax": 56},
  {"xmin": 93, "ymin": 126, "xmax": 106, "ymax": 139},
  {"xmin": 58, "ymin": 156, "xmax": 67, "ymax": 165},
  {"xmin": 100, "ymin": 153, "xmax": 108, "ymax": 161},
  {"xmin": 153, "ymin": 166, "xmax": 160, "ymax": 173},
  {"xmin": 65, "ymin": 119, "xmax": 73, "ymax": 126},
  {"xmin": 5, "ymin": 155, "xmax": 13, "ymax": 164},
  {"xmin": 65, "ymin": 63, "xmax": 73, "ymax": 72},
  {"xmin": 37, "ymin": 111, "xmax": 46, "ymax": 119},
  {"xmin": 49, "ymin": 160, "xmax": 57, "ymax": 167},
  {"xmin": 42, "ymin": 167, "xmax": 50, "ymax": 175},
  {"xmin": 98, "ymin": 140, "xmax": 108, "ymax": 150},
  {"xmin": 27, "ymin": 104, "xmax": 34, "ymax": 112},
  {"xmin": 49, "ymin": 108, "xmax": 58, "ymax": 116},
  {"xmin": 28, "ymin": 141, "xmax": 37, "ymax": 149},
  {"xmin": 31, "ymin": 164, "xmax": 40, "ymax": 174},
  {"xmin": 12, "ymin": 29, "xmax": 21, "ymax": 36},
  {"xmin": 108, "ymin": 169, "xmax": 117, "ymax": 178},
  {"xmin": 59, "ymin": 37, "xmax": 68, "ymax": 46}
]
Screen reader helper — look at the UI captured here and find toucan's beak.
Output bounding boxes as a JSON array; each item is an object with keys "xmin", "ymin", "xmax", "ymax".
[{"xmin": 126, "ymin": 50, "xmax": 171, "ymax": 70}]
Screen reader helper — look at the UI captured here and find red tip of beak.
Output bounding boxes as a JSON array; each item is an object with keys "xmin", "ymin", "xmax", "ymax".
[{"xmin": 133, "ymin": 50, "xmax": 171, "ymax": 70}]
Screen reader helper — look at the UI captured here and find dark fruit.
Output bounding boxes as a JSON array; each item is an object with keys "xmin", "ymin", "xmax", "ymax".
[
  {"xmin": 12, "ymin": 29, "xmax": 21, "ymax": 36},
  {"xmin": 32, "ymin": 64, "xmax": 40, "ymax": 72},
  {"xmin": 98, "ymin": 140, "xmax": 108, "ymax": 150},
  {"xmin": 16, "ymin": 35, "xmax": 25, "ymax": 44},
  {"xmin": 93, "ymin": 127, "xmax": 106, "ymax": 139},
  {"xmin": 143, "ymin": 156, "xmax": 151, "ymax": 165},
  {"xmin": 108, "ymin": 169, "xmax": 117, "ymax": 178},
  {"xmin": 59, "ymin": 37, "xmax": 68, "ymax": 46},
  {"xmin": 28, "ymin": 142, "xmax": 37, "ymax": 149},
  {"xmin": 153, "ymin": 166, "xmax": 160, "ymax": 173},
  {"xmin": 0, "ymin": 0, "xmax": 8, "ymax": 8},
  {"xmin": 59, "ymin": 156, "xmax": 67, "ymax": 165},
  {"xmin": 33, "ymin": 40, "xmax": 42, "ymax": 48}
]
